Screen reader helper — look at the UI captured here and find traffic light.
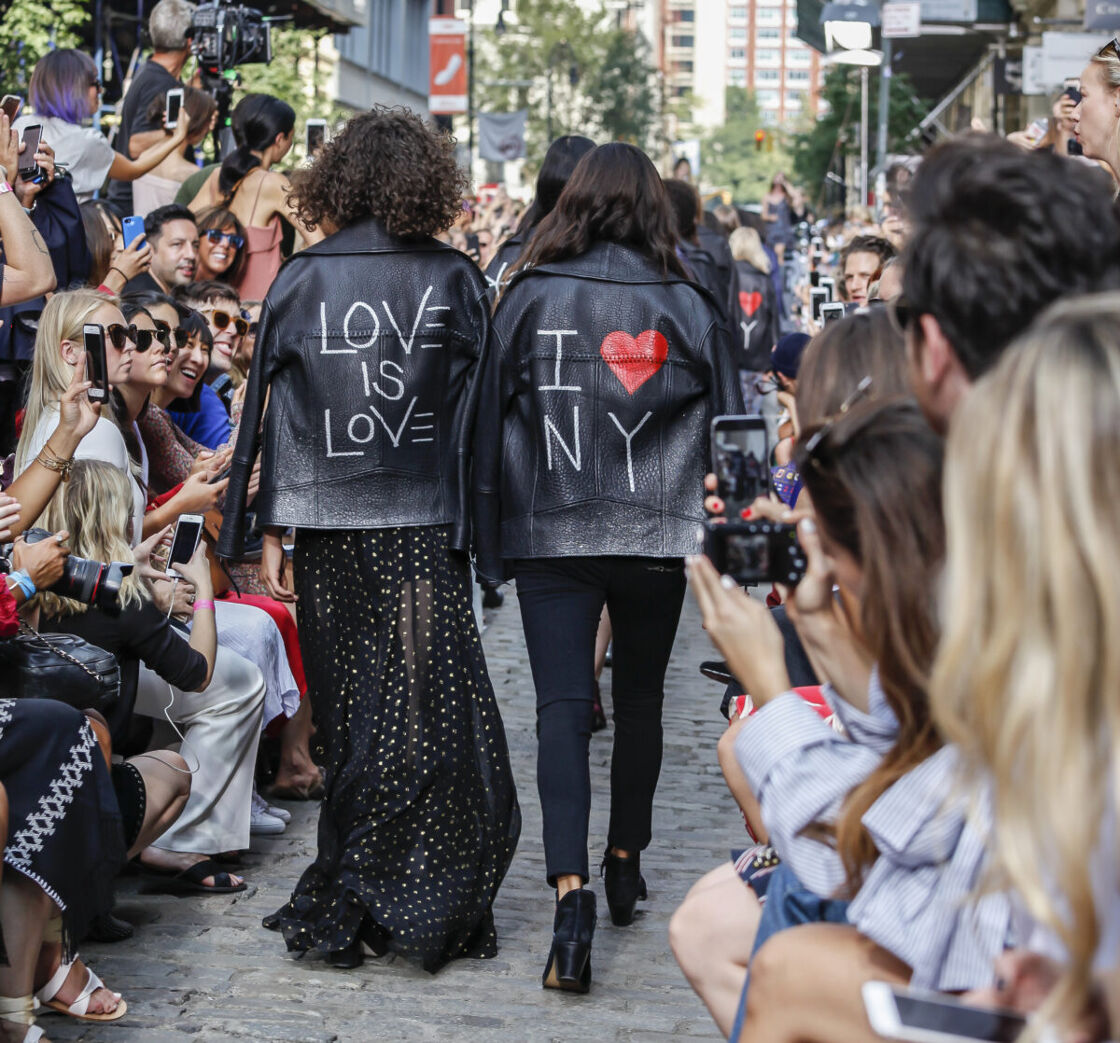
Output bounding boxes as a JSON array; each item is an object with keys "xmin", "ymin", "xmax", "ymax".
[{"xmin": 754, "ymin": 129, "xmax": 765, "ymax": 151}]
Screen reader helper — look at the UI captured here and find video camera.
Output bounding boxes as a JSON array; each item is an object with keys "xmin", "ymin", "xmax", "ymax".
[{"xmin": 189, "ymin": 0, "xmax": 272, "ymax": 72}]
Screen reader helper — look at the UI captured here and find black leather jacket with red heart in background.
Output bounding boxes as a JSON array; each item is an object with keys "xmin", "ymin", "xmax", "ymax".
[
  {"xmin": 217, "ymin": 217, "xmax": 489, "ymax": 560},
  {"xmin": 472, "ymin": 241, "xmax": 744, "ymax": 583}
]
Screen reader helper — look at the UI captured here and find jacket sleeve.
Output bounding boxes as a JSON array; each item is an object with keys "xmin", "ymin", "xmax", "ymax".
[
  {"xmin": 702, "ymin": 319, "xmax": 745, "ymax": 418},
  {"xmin": 452, "ymin": 274, "xmax": 491, "ymax": 557},
  {"xmin": 216, "ymin": 297, "xmax": 276, "ymax": 559},
  {"xmin": 470, "ymin": 303, "xmax": 509, "ymax": 585}
]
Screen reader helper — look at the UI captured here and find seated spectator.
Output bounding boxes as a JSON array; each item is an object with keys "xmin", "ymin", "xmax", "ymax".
[
  {"xmin": 231, "ymin": 299, "xmax": 261, "ymax": 386},
  {"xmin": 123, "ymin": 204, "xmax": 198, "ymax": 295},
  {"xmin": 78, "ymin": 200, "xmax": 152, "ymax": 296},
  {"xmin": 14, "ymin": 48, "xmax": 189, "ymax": 203},
  {"xmin": 42, "ymin": 458, "xmax": 266, "ymax": 892},
  {"xmin": 132, "ymin": 86, "xmax": 216, "ymax": 216},
  {"xmin": 837, "ymin": 234, "xmax": 895, "ymax": 308},
  {"xmin": 195, "ymin": 208, "xmax": 247, "ymax": 285}
]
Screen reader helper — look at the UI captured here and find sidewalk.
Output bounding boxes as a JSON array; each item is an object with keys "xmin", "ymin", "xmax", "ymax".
[{"xmin": 52, "ymin": 587, "xmax": 740, "ymax": 1042}]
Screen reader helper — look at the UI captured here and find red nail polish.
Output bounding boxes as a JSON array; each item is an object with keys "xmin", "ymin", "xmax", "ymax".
[{"xmin": 741, "ymin": 508, "xmax": 753, "ymax": 519}]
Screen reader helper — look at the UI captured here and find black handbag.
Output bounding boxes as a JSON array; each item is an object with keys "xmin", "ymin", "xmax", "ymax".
[{"xmin": 0, "ymin": 622, "xmax": 120, "ymax": 715}]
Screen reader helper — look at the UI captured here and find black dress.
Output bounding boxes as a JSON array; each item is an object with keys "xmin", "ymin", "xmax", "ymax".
[
  {"xmin": 266, "ymin": 525, "xmax": 520, "ymax": 972},
  {"xmin": 0, "ymin": 699, "xmax": 125, "ymax": 957}
]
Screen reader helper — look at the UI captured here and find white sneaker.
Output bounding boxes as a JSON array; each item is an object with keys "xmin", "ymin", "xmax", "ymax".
[
  {"xmin": 251, "ymin": 790, "xmax": 286, "ymax": 835},
  {"xmin": 266, "ymin": 801, "xmax": 291, "ymax": 824}
]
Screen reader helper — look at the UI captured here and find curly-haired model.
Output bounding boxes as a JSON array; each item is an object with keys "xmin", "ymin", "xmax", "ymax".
[{"xmin": 289, "ymin": 107, "xmax": 468, "ymax": 239}]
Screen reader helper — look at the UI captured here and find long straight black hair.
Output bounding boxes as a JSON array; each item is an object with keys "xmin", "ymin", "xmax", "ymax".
[
  {"xmin": 511, "ymin": 143, "xmax": 689, "ymax": 281},
  {"xmin": 218, "ymin": 94, "xmax": 296, "ymax": 201},
  {"xmin": 514, "ymin": 134, "xmax": 595, "ymax": 236}
]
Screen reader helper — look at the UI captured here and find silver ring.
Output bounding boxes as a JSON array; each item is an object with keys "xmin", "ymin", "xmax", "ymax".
[{"xmin": 55, "ymin": 534, "xmax": 65, "ymax": 544}]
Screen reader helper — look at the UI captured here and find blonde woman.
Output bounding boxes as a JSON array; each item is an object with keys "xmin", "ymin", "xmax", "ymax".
[
  {"xmin": 15, "ymin": 290, "xmax": 143, "ymax": 537},
  {"xmin": 41, "ymin": 459, "xmax": 267, "ymax": 895},
  {"xmin": 930, "ymin": 295, "xmax": 1120, "ymax": 1038},
  {"xmin": 1073, "ymin": 41, "xmax": 1120, "ymax": 182}
]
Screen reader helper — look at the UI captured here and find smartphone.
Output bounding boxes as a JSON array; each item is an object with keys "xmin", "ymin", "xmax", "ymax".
[
  {"xmin": 122, "ymin": 215, "xmax": 145, "ymax": 249},
  {"xmin": 809, "ymin": 270, "xmax": 821, "ymax": 288},
  {"xmin": 82, "ymin": 324, "xmax": 108, "ymax": 402},
  {"xmin": 0, "ymin": 95, "xmax": 22, "ymax": 122},
  {"xmin": 820, "ymin": 301, "xmax": 846, "ymax": 324},
  {"xmin": 861, "ymin": 982, "xmax": 1058, "ymax": 1043},
  {"xmin": 305, "ymin": 118, "xmax": 326, "ymax": 156},
  {"xmin": 818, "ymin": 276, "xmax": 836, "ymax": 301},
  {"xmin": 810, "ymin": 287, "xmax": 829, "ymax": 322},
  {"xmin": 703, "ymin": 520, "xmax": 806, "ymax": 586},
  {"xmin": 164, "ymin": 88, "xmax": 184, "ymax": 130},
  {"xmin": 1023, "ymin": 118, "xmax": 1049, "ymax": 146},
  {"xmin": 167, "ymin": 514, "xmax": 204, "ymax": 577},
  {"xmin": 711, "ymin": 415, "xmax": 770, "ymax": 519},
  {"xmin": 18, "ymin": 124, "xmax": 41, "ymax": 180}
]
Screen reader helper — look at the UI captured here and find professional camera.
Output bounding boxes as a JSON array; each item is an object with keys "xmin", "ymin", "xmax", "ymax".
[
  {"xmin": 18, "ymin": 528, "xmax": 134, "ymax": 615},
  {"xmin": 189, "ymin": 0, "xmax": 272, "ymax": 71},
  {"xmin": 702, "ymin": 520, "xmax": 806, "ymax": 587}
]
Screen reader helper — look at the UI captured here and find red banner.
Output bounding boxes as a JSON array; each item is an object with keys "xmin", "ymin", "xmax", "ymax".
[{"xmin": 429, "ymin": 17, "xmax": 468, "ymax": 115}]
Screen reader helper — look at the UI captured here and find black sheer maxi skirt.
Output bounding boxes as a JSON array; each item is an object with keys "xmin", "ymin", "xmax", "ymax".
[{"xmin": 266, "ymin": 526, "xmax": 521, "ymax": 972}]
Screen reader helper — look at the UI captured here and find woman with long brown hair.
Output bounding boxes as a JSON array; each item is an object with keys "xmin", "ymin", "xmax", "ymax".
[{"xmin": 475, "ymin": 141, "xmax": 742, "ymax": 993}]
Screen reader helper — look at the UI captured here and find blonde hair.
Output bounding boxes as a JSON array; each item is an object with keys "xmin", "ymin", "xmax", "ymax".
[
  {"xmin": 932, "ymin": 292, "xmax": 1120, "ymax": 1035},
  {"xmin": 1090, "ymin": 44, "xmax": 1120, "ymax": 177},
  {"xmin": 728, "ymin": 226, "xmax": 771, "ymax": 275},
  {"xmin": 38, "ymin": 460, "xmax": 145, "ymax": 618}
]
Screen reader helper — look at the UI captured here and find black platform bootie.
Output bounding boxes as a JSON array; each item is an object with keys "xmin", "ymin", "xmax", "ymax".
[
  {"xmin": 601, "ymin": 849, "xmax": 647, "ymax": 927},
  {"xmin": 542, "ymin": 887, "xmax": 596, "ymax": 993}
]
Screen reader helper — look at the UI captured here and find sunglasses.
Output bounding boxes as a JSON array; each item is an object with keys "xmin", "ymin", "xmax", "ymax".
[
  {"xmin": 154, "ymin": 320, "xmax": 191, "ymax": 350},
  {"xmin": 203, "ymin": 229, "xmax": 245, "ymax": 250},
  {"xmin": 802, "ymin": 375, "xmax": 874, "ymax": 464},
  {"xmin": 109, "ymin": 323, "xmax": 171, "ymax": 353},
  {"xmin": 204, "ymin": 309, "xmax": 248, "ymax": 336}
]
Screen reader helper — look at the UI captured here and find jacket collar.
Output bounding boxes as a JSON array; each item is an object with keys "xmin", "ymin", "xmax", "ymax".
[
  {"xmin": 531, "ymin": 241, "xmax": 687, "ymax": 287},
  {"xmin": 297, "ymin": 217, "xmax": 451, "ymax": 258}
]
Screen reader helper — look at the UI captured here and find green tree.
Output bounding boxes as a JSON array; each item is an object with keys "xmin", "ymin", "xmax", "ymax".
[
  {"xmin": 475, "ymin": 0, "xmax": 658, "ymax": 169},
  {"xmin": 0, "ymin": 0, "xmax": 90, "ymax": 93},
  {"xmin": 792, "ymin": 65, "xmax": 929, "ymax": 207},
  {"xmin": 700, "ymin": 86, "xmax": 792, "ymax": 204}
]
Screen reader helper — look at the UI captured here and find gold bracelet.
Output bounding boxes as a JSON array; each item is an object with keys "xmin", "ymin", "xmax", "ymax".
[{"xmin": 36, "ymin": 445, "xmax": 73, "ymax": 481}]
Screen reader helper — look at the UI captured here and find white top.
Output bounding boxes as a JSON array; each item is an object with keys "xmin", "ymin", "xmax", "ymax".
[
  {"xmin": 23, "ymin": 410, "xmax": 145, "ymax": 542},
  {"xmin": 14, "ymin": 115, "xmax": 114, "ymax": 202}
]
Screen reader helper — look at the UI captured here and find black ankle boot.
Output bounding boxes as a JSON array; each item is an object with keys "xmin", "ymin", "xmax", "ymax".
[
  {"xmin": 324, "ymin": 937, "xmax": 364, "ymax": 969},
  {"xmin": 542, "ymin": 888, "xmax": 596, "ymax": 993},
  {"xmin": 601, "ymin": 849, "xmax": 647, "ymax": 927}
]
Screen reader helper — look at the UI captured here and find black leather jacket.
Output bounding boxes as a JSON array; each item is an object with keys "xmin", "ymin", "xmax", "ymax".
[
  {"xmin": 484, "ymin": 232, "xmax": 526, "ymax": 299},
  {"xmin": 473, "ymin": 242, "xmax": 744, "ymax": 581},
  {"xmin": 735, "ymin": 261, "xmax": 781, "ymax": 371},
  {"xmin": 217, "ymin": 218, "xmax": 489, "ymax": 558}
]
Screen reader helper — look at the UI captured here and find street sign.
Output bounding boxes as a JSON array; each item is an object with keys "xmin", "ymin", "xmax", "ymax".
[
  {"xmin": 883, "ymin": 2, "xmax": 922, "ymax": 38},
  {"xmin": 1041, "ymin": 31, "xmax": 1111, "ymax": 90},
  {"xmin": 1086, "ymin": 0, "xmax": 1120, "ymax": 30},
  {"xmin": 429, "ymin": 17, "xmax": 468, "ymax": 115}
]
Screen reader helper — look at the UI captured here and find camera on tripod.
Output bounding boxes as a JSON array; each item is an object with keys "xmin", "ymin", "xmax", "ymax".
[{"xmin": 189, "ymin": 0, "xmax": 272, "ymax": 72}]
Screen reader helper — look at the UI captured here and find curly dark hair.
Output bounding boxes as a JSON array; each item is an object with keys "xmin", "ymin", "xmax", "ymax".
[{"xmin": 289, "ymin": 107, "xmax": 467, "ymax": 239}]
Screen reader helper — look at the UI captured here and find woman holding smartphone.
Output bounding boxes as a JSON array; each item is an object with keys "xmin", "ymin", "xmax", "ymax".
[
  {"xmin": 474, "ymin": 142, "xmax": 743, "ymax": 992},
  {"xmin": 218, "ymin": 107, "xmax": 520, "ymax": 972}
]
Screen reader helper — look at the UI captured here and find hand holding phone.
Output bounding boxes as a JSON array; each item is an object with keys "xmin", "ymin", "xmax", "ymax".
[
  {"xmin": 167, "ymin": 514, "xmax": 204, "ymax": 578},
  {"xmin": 164, "ymin": 88, "xmax": 184, "ymax": 130},
  {"xmin": 0, "ymin": 96, "xmax": 22, "ymax": 123},
  {"xmin": 711, "ymin": 415, "xmax": 771, "ymax": 519},
  {"xmin": 17, "ymin": 124, "xmax": 41, "ymax": 182},
  {"xmin": 122, "ymin": 216, "xmax": 145, "ymax": 249},
  {"xmin": 305, "ymin": 118, "xmax": 326, "ymax": 157},
  {"xmin": 82, "ymin": 324, "xmax": 108, "ymax": 403}
]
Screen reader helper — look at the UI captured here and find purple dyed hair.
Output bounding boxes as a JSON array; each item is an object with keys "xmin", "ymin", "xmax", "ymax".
[{"xmin": 29, "ymin": 49, "xmax": 98, "ymax": 126}]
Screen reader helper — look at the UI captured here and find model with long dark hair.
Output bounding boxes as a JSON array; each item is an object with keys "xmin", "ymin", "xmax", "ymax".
[
  {"xmin": 475, "ymin": 141, "xmax": 743, "ymax": 993},
  {"xmin": 218, "ymin": 106, "xmax": 520, "ymax": 972}
]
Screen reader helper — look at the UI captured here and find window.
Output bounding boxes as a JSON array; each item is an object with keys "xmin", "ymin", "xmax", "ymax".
[
  {"xmin": 729, "ymin": 68, "xmax": 747, "ymax": 86},
  {"xmin": 729, "ymin": 47, "xmax": 746, "ymax": 59},
  {"xmin": 729, "ymin": 26, "xmax": 747, "ymax": 41},
  {"xmin": 757, "ymin": 89, "xmax": 780, "ymax": 106},
  {"xmin": 757, "ymin": 27, "xmax": 781, "ymax": 39},
  {"xmin": 671, "ymin": 34, "xmax": 694, "ymax": 47},
  {"xmin": 755, "ymin": 48, "xmax": 781, "ymax": 63},
  {"xmin": 674, "ymin": 8, "xmax": 695, "ymax": 20},
  {"xmin": 671, "ymin": 85, "xmax": 690, "ymax": 97},
  {"xmin": 786, "ymin": 69, "xmax": 810, "ymax": 81},
  {"xmin": 755, "ymin": 69, "xmax": 780, "ymax": 82},
  {"xmin": 672, "ymin": 60, "xmax": 694, "ymax": 73},
  {"xmin": 729, "ymin": 4, "xmax": 748, "ymax": 18},
  {"xmin": 785, "ymin": 91, "xmax": 803, "ymax": 107},
  {"xmin": 756, "ymin": 9, "xmax": 782, "ymax": 24}
]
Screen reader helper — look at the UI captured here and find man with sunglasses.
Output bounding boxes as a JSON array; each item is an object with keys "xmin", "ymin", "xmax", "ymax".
[
  {"xmin": 899, "ymin": 134, "xmax": 1120, "ymax": 434},
  {"xmin": 169, "ymin": 280, "xmax": 244, "ymax": 449}
]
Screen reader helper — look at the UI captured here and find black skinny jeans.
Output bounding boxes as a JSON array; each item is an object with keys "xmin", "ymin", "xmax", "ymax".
[{"xmin": 514, "ymin": 556, "xmax": 687, "ymax": 886}]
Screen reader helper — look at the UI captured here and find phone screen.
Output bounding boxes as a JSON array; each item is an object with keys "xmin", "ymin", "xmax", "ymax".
[
  {"xmin": 18, "ymin": 125, "xmax": 41, "ymax": 174},
  {"xmin": 165, "ymin": 90, "xmax": 183, "ymax": 129},
  {"xmin": 892, "ymin": 992, "xmax": 1028, "ymax": 1042},
  {"xmin": 83, "ymin": 324, "xmax": 108, "ymax": 402},
  {"xmin": 712, "ymin": 416, "xmax": 770, "ymax": 518},
  {"xmin": 821, "ymin": 302, "xmax": 846, "ymax": 324},
  {"xmin": 168, "ymin": 518, "xmax": 203, "ymax": 572},
  {"xmin": 306, "ymin": 121, "xmax": 325, "ymax": 154},
  {"xmin": 1, "ymin": 95, "xmax": 22, "ymax": 122},
  {"xmin": 810, "ymin": 288, "xmax": 829, "ymax": 322}
]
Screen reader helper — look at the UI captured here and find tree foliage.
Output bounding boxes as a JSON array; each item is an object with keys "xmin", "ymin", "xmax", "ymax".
[
  {"xmin": 700, "ymin": 87, "xmax": 792, "ymax": 204},
  {"xmin": 0, "ymin": 0, "xmax": 90, "ymax": 94},
  {"xmin": 792, "ymin": 65, "xmax": 929, "ymax": 207},
  {"xmin": 475, "ymin": 0, "xmax": 658, "ymax": 170}
]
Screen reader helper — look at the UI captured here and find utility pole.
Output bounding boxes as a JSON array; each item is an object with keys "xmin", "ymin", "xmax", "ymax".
[{"xmin": 876, "ymin": 36, "xmax": 892, "ymax": 171}]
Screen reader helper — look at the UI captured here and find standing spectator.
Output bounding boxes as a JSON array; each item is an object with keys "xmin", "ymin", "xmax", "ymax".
[
  {"xmin": 124, "ymin": 204, "xmax": 198, "ymax": 295},
  {"xmin": 838, "ymin": 234, "xmax": 895, "ymax": 307},
  {"xmin": 132, "ymin": 87, "xmax": 217, "ymax": 216},
  {"xmin": 106, "ymin": 0, "xmax": 198, "ymax": 217},
  {"xmin": 15, "ymin": 49, "xmax": 189, "ymax": 204},
  {"xmin": 729, "ymin": 226, "xmax": 780, "ymax": 374},
  {"xmin": 664, "ymin": 178, "xmax": 724, "ymax": 310}
]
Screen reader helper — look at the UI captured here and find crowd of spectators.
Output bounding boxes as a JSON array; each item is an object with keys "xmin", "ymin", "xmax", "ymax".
[{"xmin": 2, "ymin": 0, "xmax": 1120, "ymax": 1038}]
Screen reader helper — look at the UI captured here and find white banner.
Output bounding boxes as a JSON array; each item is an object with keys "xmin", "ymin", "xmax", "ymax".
[{"xmin": 479, "ymin": 110, "xmax": 528, "ymax": 163}]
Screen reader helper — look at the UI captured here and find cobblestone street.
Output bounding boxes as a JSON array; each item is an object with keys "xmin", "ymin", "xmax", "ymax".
[{"xmin": 52, "ymin": 586, "xmax": 738, "ymax": 1042}]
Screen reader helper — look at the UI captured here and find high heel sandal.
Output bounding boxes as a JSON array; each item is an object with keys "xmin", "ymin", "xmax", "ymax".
[
  {"xmin": 601, "ymin": 849, "xmax": 647, "ymax": 927},
  {"xmin": 0, "ymin": 996, "xmax": 44, "ymax": 1041},
  {"xmin": 541, "ymin": 888, "xmax": 596, "ymax": 994}
]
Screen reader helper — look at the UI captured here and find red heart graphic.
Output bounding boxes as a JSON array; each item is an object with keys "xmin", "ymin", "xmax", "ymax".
[
  {"xmin": 600, "ymin": 330, "xmax": 668, "ymax": 395},
  {"xmin": 739, "ymin": 291, "xmax": 763, "ymax": 317}
]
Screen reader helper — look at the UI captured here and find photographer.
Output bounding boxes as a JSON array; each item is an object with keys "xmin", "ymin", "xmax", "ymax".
[{"xmin": 42, "ymin": 459, "xmax": 265, "ymax": 894}]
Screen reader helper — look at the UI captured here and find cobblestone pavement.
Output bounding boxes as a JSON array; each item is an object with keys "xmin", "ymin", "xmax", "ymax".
[{"xmin": 51, "ymin": 586, "xmax": 740, "ymax": 1043}]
